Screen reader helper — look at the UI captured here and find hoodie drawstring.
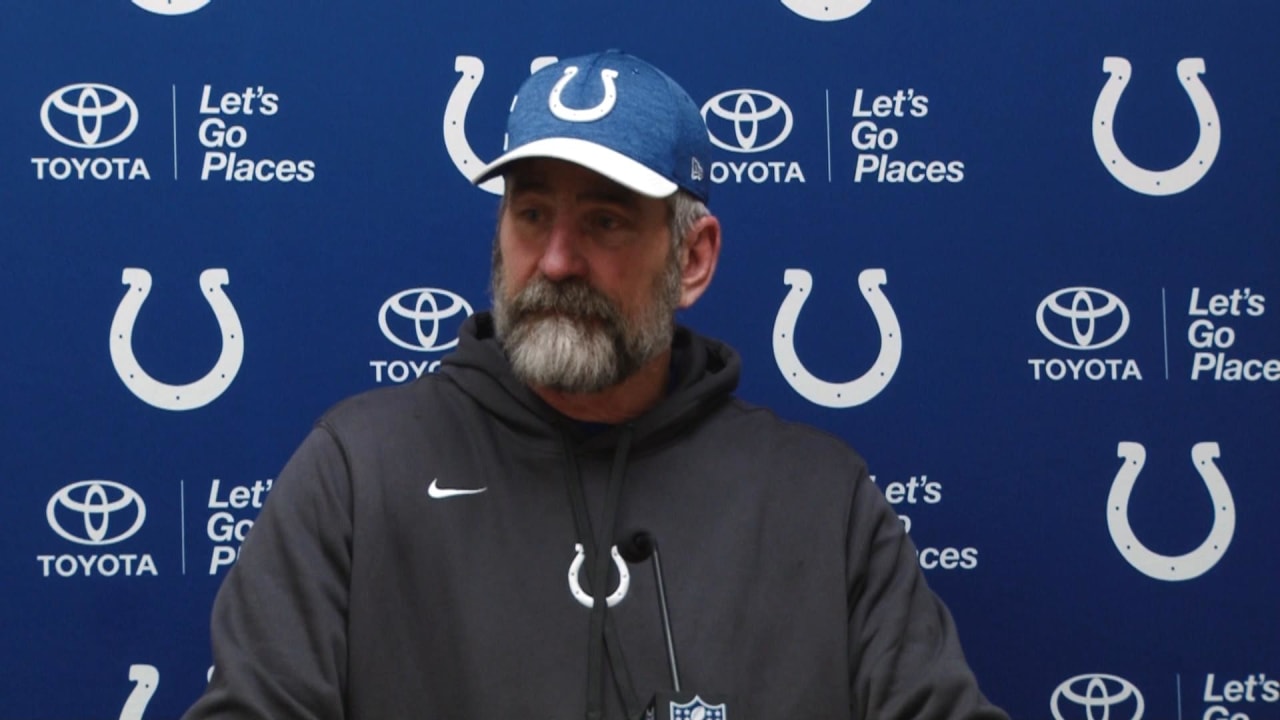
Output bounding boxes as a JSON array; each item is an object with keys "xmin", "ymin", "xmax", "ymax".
[{"xmin": 562, "ymin": 427, "xmax": 640, "ymax": 720}]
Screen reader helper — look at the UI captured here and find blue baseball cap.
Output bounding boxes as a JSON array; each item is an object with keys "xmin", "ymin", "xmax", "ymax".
[{"xmin": 474, "ymin": 50, "xmax": 712, "ymax": 203}]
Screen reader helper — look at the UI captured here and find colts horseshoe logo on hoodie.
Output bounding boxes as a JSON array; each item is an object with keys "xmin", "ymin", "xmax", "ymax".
[
  {"xmin": 109, "ymin": 268, "xmax": 244, "ymax": 411},
  {"xmin": 774, "ymin": 268, "xmax": 902, "ymax": 408},
  {"xmin": 567, "ymin": 544, "xmax": 631, "ymax": 608}
]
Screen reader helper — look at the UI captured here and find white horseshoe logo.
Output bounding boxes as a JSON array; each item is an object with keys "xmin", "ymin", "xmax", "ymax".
[
  {"xmin": 773, "ymin": 268, "xmax": 901, "ymax": 408},
  {"xmin": 119, "ymin": 664, "xmax": 158, "ymax": 720},
  {"xmin": 132, "ymin": 0, "xmax": 211, "ymax": 15},
  {"xmin": 548, "ymin": 66, "xmax": 620, "ymax": 123},
  {"xmin": 444, "ymin": 55, "xmax": 558, "ymax": 195},
  {"xmin": 567, "ymin": 543, "xmax": 631, "ymax": 608},
  {"xmin": 1092, "ymin": 57, "xmax": 1220, "ymax": 196},
  {"xmin": 110, "ymin": 268, "xmax": 244, "ymax": 411},
  {"xmin": 1108, "ymin": 442, "xmax": 1235, "ymax": 581},
  {"xmin": 781, "ymin": 0, "xmax": 871, "ymax": 22}
]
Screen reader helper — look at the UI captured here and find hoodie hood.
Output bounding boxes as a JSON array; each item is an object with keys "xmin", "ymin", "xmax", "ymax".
[{"xmin": 438, "ymin": 312, "xmax": 741, "ymax": 449}]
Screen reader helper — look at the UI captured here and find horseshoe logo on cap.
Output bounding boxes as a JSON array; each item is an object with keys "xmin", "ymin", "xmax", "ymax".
[
  {"xmin": 773, "ymin": 268, "xmax": 901, "ymax": 408},
  {"xmin": 1108, "ymin": 441, "xmax": 1235, "ymax": 581},
  {"xmin": 1092, "ymin": 57, "xmax": 1220, "ymax": 196},
  {"xmin": 549, "ymin": 66, "xmax": 619, "ymax": 123},
  {"xmin": 781, "ymin": 0, "xmax": 871, "ymax": 22},
  {"xmin": 444, "ymin": 55, "xmax": 559, "ymax": 195},
  {"xmin": 110, "ymin": 268, "xmax": 244, "ymax": 411},
  {"xmin": 567, "ymin": 543, "xmax": 630, "ymax": 608}
]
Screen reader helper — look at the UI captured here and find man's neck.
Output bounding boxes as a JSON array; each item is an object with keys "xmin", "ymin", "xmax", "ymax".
[{"xmin": 532, "ymin": 349, "xmax": 672, "ymax": 424}]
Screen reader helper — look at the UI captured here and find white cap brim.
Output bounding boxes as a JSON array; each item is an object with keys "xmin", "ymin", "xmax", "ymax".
[{"xmin": 473, "ymin": 137, "xmax": 678, "ymax": 198}]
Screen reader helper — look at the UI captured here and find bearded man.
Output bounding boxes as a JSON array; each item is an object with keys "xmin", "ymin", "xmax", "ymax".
[{"xmin": 183, "ymin": 50, "xmax": 1008, "ymax": 720}]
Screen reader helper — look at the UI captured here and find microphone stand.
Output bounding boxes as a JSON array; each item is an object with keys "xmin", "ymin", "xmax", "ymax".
[
  {"xmin": 649, "ymin": 538, "xmax": 680, "ymax": 692},
  {"xmin": 620, "ymin": 531, "xmax": 729, "ymax": 720}
]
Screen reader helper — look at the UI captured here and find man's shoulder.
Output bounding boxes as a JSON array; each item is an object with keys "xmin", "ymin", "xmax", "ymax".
[
  {"xmin": 711, "ymin": 396, "xmax": 868, "ymax": 470},
  {"xmin": 315, "ymin": 373, "xmax": 462, "ymax": 441}
]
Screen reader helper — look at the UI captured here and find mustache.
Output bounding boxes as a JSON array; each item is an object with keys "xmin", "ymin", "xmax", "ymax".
[{"xmin": 506, "ymin": 276, "xmax": 622, "ymax": 325}]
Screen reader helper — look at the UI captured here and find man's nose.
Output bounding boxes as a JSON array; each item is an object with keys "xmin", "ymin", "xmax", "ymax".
[{"xmin": 537, "ymin": 216, "xmax": 588, "ymax": 281}]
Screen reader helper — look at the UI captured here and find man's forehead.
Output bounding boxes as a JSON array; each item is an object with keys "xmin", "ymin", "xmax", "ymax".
[{"xmin": 505, "ymin": 158, "xmax": 642, "ymax": 203}]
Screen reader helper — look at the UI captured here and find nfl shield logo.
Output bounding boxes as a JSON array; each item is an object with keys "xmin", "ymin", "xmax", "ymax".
[{"xmin": 670, "ymin": 695, "xmax": 727, "ymax": 720}]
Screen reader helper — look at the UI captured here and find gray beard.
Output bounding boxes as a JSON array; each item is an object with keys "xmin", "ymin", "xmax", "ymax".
[{"xmin": 491, "ymin": 250, "xmax": 681, "ymax": 394}]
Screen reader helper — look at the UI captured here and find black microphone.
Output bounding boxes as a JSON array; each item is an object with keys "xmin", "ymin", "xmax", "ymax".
[{"xmin": 619, "ymin": 529, "xmax": 681, "ymax": 692}]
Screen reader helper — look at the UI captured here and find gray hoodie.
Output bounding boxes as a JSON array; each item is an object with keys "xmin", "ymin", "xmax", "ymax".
[{"xmin": 183, "ymin": 313, "xmax": 1008, "ymax": 720}]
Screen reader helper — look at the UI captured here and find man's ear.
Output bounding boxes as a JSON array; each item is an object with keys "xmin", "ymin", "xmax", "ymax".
[{"xmin": 677, "ymin": 214, "xmax": 721, "ymax": 309}]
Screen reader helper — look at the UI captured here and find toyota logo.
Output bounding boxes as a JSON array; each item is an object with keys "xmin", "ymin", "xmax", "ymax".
[
  {"xmin": 132, "ymin": 0, "xmax": 212, "ymax": 15},
  {"xmin": 1036, "ymin": 287, "xmax": 1130, "ymax": 350},
  {"xmin": 1051, "ymin": 674, "xmax": 1144, "ymax": 720},
  {"xmin": 700, "ymin": 89, "xmax": 794, "ymax": 153},
  {"xmin": 40, "ymin": 83, "xmax": 139, "ymax": 149},
  {"xmin": 379, "ymin": 288, "xmax": 473, "ymax": 352},
  {"xmin": 46, "ymin": 480, "xmax": 147, "ymax": 546}
]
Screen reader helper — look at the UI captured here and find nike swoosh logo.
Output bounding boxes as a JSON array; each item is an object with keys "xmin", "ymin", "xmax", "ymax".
[{"xmin": 427, "ymin": 478, "xmax": 488, "ymax": 499}]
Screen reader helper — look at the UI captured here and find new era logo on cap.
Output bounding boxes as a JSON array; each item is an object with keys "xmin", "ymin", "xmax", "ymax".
[{"xmin": 474, "ymin": 50, "xmax": 712, "ymax": 203}]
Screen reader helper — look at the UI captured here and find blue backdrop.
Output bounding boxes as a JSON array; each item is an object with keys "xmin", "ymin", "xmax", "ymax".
[{"xmin": 2, "ymin": 2, "xmax": 1277, "ymax": 719}]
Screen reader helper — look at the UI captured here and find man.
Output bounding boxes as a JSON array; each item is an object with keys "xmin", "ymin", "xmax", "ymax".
[{"xmin": 184, "ymin": 50, "xmax": 1008, "ymax": 720}]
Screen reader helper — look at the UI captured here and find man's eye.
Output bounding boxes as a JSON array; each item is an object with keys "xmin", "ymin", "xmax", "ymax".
[{"xmin": 592, "ymin": 213, "xmax": 622, "ymax": 231}]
